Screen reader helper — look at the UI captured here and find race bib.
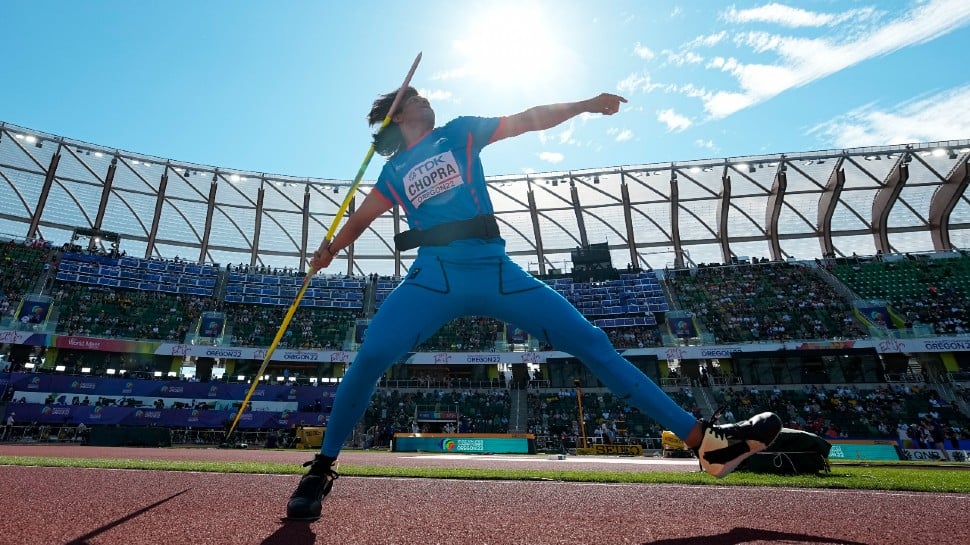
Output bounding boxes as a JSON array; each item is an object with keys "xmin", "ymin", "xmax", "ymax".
[{"xmin": 404, "ymin": 151, "xmax": 462, "ymax": 208}]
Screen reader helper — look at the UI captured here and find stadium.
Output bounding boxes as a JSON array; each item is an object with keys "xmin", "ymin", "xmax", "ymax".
[
  {"xmin": 5, "ymin": 0, "xmax": 970, "ymax": 540},
  {"xmin": 2, "ymin": 113, "xmax": 970, "ymax": 542},
  {"xmin": 1, "ymin": 118, "xmax": 968, "ymax": 456}
]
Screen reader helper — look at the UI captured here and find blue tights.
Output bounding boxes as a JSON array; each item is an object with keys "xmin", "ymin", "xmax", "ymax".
[{"xmin": 320, "ymin": 250, "xmax": 697, "ymax": 457}]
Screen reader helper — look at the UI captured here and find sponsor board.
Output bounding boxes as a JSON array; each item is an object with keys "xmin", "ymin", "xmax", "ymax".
[
  {"xmin": 828, "ymin": 443, "xmax": 900, "ymax": 461},
  {"xmin": 902, "ymin": 449, "xmax": 970, "ymax": 462},
  {"xmin": 575, "ymin": 444, "xmax": 644, "ymax": 456}
]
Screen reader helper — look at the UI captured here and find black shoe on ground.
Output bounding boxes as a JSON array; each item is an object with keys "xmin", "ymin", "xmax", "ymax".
[
  {"xmin": 696, "ymin": 411, "xmax": 782, "ymax": 478},
  {"xmin": 286, "ymin": 454, "xmax": 339, "ymax": 521}
]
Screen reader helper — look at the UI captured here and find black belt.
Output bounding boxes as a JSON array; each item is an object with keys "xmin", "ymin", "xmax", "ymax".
[{"xmin": 394, "ymin": 214, "xmax": 500, "ymax": 251}]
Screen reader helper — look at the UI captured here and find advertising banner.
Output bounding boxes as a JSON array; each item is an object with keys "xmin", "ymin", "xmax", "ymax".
[
  {"xmin": 506, "ymin": 324, "xmax": 528, "ymax": 344},
  {"xmin": 667, "ymin": 316, "xmax": 698, "ymax": 338},
  {"xmin": 856, "ymin": 306, "xmax": 895, "ymax": 329},
  {"xmin": 391, "ymin": 433, "xmax": 534, "ymax": 454},
  {"xmin": 4, "ymin": 403, "xmax": 330, "ymax": 429},
  {"xmin": 55, "ymin": 335, "xmax": 158, "ymax": 354},
  {"xmin": 15, "ymin": 295, "xmax": 52, "ymax": 325},
  {"xmin": 828, "ymin": 442, "xmax": 900, "ymax": 461},
  {"xmin": 198, "ymin": 313, "xmax": 226, "ymax": 338},
  {"xmin": 901, "ymin": 449, "xmax": 970, "ymax": 462},
  {"xmin": 4, "ymin": 373, "xmax": 336, "ymax": 407},
  {"xmin": 3, "ymin": 330, "xmax": 969, "ymax": 365}
]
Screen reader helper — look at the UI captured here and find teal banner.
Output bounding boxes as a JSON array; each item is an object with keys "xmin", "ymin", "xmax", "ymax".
[
  {"xmin": 828, "ymin": 442, "xmax": 900, "ymax": 461},
  {"xmin": 392, "ymin": 435, "xmax": 532, "ymax": 454}
]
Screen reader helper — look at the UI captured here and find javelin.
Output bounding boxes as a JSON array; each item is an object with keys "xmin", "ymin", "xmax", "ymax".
[{"xmin": 223, "ymin": 52, "xmax": 423, "ymax": 441}]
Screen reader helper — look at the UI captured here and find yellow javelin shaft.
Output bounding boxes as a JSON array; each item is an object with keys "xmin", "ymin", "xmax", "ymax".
[{"xmin": 225, "ymin": 52, "xmax": 422, "ymax": 441}]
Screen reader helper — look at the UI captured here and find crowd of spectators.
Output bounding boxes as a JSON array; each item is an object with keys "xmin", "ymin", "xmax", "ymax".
[
  {"xmin": 526, "ymin": 387, "xmax": 699, "ymax": 450},
  {"xmin": 1, "ymin": 240, "xmax": 54, "ymax": 321},
  {"xmin": 359, "ymin": 389, "xmax": 512, "ymax": 446},
  {"xmin": 8, "ymin": 239, "xmax": 970, "ymax": 352},
  {"xmin": 712, "ymin": 383, "xmax": 968, "ymax": 447},
  {"xmin": 667, "ymin": 262, "xmax": 866, "ymax": 343},
  {"xmin": 226, "ymin": 303, "xmax": 359, "ymax": 349},
  {"xmin": 54, "ymin": 284, "xmax": 213, "ymax": 341},
  {"xmin": 415, "ymin": 316, "xmax": 503, "ymax": 352},
  {"xmin": 227, "ymin": 263, "xmax": 306, "ymax": 277},
  {"xmin": 831, "ymin": 254, "xmax": 970, "ymax": 335},
  {"xmin": 606, "ymin": 325, "xmax": 663, "ymax": 349},
  {"xmin": 4, "ymin": 238, "xmax": 970, "ymax": 454}
]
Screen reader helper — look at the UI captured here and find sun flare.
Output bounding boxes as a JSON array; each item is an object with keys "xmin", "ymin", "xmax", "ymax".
[{"xmin": 453, "ymin": 5, "xmax": 567, "ymax": 92}]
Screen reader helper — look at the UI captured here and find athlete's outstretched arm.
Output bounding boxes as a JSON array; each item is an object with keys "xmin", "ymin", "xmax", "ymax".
[
  {"xmin": 310, "ymin": 189, "xmax": 391, "ymax": 271},
  {"xmin": 492, "ymin": 93, "xmax": 627, "ymax": 142}
]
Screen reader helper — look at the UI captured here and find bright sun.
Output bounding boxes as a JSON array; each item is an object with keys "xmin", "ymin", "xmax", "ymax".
[{"xmin": 453, "ymin": 5, "xmax": 567, "ymax": 92}]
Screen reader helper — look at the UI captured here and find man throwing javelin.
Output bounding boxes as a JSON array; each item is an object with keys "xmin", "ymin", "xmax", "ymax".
[{"xmin": 286, "ymin": 85, "xmax": 782, "ymax": 521}]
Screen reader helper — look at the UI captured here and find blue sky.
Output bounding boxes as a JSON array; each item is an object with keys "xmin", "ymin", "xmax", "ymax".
[{"xmin": 2, "ymin": 1, "xmax": 969, "ymax": 182}]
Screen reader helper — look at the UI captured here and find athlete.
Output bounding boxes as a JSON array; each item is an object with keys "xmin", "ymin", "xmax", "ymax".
[{"xmin": 286, "ymin": 86, "xmax": 783, "ymax": 521}]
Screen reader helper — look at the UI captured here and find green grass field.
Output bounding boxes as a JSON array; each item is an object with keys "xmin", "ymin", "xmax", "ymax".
[{"xmin": 2, "ymin": 455, "xmax": 968, "ymax": 494}]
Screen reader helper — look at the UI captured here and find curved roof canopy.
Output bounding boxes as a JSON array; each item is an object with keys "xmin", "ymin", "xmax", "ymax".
[{"xmin": 2, "ymin": 121, "xmax": 968, "ymax": 276}]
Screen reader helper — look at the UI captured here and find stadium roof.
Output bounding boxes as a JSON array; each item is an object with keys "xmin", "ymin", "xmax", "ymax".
[{"xmin": 1, "ymin": 121, "xmax": 968, "ymax": 276}]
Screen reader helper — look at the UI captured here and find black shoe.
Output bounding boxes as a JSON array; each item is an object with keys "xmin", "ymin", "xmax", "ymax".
[
  {"xmin": 696, "ymin": 410, "xmax": 782, "ymax": 478},
  {"xmin": 286, "ymin": 454, "xmax": 339, "ymax": 521}
]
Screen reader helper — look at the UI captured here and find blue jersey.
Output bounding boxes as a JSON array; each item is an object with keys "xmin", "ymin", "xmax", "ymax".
[{"xmin": 374, "ymin": 116, "xmax": 502, "ymax": 232}]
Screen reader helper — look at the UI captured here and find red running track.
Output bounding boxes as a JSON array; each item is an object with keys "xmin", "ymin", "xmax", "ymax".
[{"xmin": 0, "ymin": 445, "xmax": 965, "ymax": 545}]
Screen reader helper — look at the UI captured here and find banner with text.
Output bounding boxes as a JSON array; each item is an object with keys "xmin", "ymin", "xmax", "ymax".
[
  {"xmin": 2, "ymin": 373, "xmax": 336, "ymax": 407},
  {"xmin": 5, "ymin": 403, "xmax": 329, "ymax": 429}
]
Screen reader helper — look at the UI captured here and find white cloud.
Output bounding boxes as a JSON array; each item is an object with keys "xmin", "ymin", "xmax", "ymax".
[
  {"xmin": 704, "ymin": 92, "xmax": 757, "ymax": 120},
  {"xmin": 420, "ymin": 89, "xmax": 453, "ymax": 102},
  {"xmin": 707, "ymin": 56, "xmax": 740, "ymax": 72},
  {"xmin": 808, "ymin": 85, "xmax": 970, "ymax": 148},
  {"xmin": 608, "ymin": 127, "xmax": 635, "ymax": 142},
  {"xmin": 657, "ymin": 109, "xmax": 692, "ymax": 132},
  {"xmin": 558, "ymin": 122, "xmax": 576, "ymax": 145},
  {"xmin": 618, "ymin": 72, "xmax": 669, "ymax": 94},
  {"xmin": 633, "ymin": 42, "xmax": 655, "ymax": 60},
  {"xmin": 723, "ymin": 3, "xmax": 874, "ymax": 28},
  {"xmin": 430, "ymin": 67, "xmax": 470, "ymax": 81},
  {"xmin": 538, "ymin": 151, "xmax": 565, "ymax": 164},
  {"xmin": 695, "ymin": 139, "xmax": 719, "ymax": 152},
  {"xmin": 662, "ymin": 49, "xmax": 705, "ymax": 66},
  {"xmin": 702, "ymin": 0, "xmax": 970, "ymax": 119},
  {"xmin": 685, "ymin": 31, "xmax": 728, "ymax": 48},
  {"xmin": 677, "ymin": 83, "xmax": 712, "ymax": 100}
]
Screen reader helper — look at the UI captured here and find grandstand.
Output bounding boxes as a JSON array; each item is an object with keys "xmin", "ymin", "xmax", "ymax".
[{"xmin": 1, "ymin": 121, "xmax": 968, "ymax": 458}]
